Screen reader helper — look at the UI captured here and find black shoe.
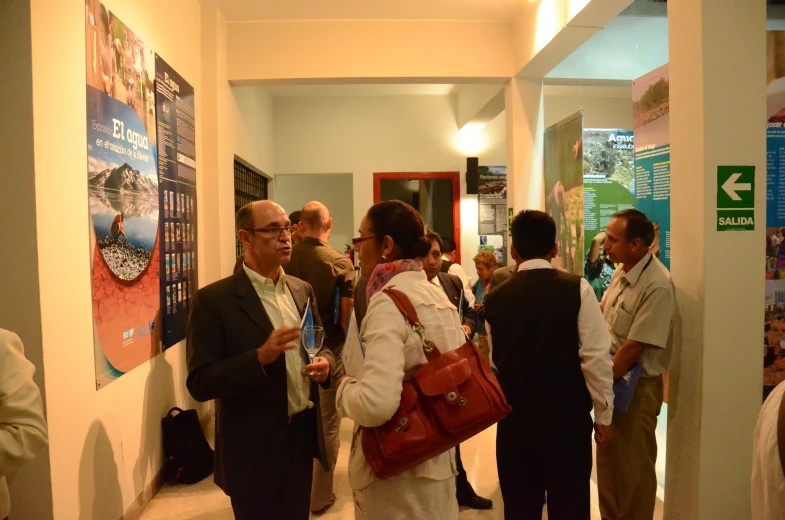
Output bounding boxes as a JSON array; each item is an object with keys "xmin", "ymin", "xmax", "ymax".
[
  {"xmin": 310, "ymin": 494, "xmax": 336, "ymax": 516},
  {"xmin": 458, "ymin": 493, "xmax": 493, "ymax": 510}
]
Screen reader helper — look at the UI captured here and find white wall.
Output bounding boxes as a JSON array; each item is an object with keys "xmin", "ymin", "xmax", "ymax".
[
  {"xmin": 273, "ymin": 94, "xmax": 507, "ymax": 280},
  {"xmin": 544, "ymin": 86, "xmax": 633, "ymax": 129},
  {"xmin": 274, "ymin": 174, "xmax": 355, "ymax": 253},
  {"xmin": 24, "ymin": 1, "xmax": 227, "ymax": 518}
]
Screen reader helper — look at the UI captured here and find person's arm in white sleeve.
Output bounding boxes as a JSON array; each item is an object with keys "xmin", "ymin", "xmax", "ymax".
[
  {"xmin": 336, "ymin": 295, "xmax": 407, "ymax": 427},
  {"xmin": 577, "ymin": 280, "xmax": 615, "ymax": 426},
  {"xmin": 449, "ymin": 264, "xmax": 476, "ymax": 307},
  {"xmin": 0, "ymin": 331, "xmax": 48, "ymax": 477}
]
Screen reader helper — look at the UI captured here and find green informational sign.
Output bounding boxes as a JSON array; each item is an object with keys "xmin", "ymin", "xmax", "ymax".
[{"xmin": 717, "ymin": 166, "xmax": 755, "ymax": 231}]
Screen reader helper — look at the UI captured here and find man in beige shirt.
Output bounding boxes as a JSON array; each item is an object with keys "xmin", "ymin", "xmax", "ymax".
[{"xmin": 597, "ymin": 208, "xmax": 674, "ymax": 520}]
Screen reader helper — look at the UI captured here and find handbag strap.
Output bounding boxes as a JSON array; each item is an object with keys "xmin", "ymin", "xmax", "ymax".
[
  {"xmin": 383, "ymin": 288, "xmax": 463, "ymax": 402},
  {"xmin": 383, "ymin": 288, "xmax": 445, "ymax": 368}
]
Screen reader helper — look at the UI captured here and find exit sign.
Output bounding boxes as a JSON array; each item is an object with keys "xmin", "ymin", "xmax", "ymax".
[{"xmin": 716, "ymin": 166, "xmax": 755, "ymax": 231}]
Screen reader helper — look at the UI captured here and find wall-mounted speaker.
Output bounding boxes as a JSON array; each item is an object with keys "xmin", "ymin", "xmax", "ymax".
[{"xmin": 466, "ymin": 157, "xmax": 479, "ymax": 195}]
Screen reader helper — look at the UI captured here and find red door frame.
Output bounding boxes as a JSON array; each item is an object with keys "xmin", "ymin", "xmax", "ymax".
[{"xmin": 373, "ymin": 172, "xmax": 462, "ymax": 264}]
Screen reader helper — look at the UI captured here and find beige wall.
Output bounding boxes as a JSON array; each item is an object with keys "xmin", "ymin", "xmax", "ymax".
[
  {"xmin": 22, "ymin": 1, "xmax": 272, "ymax": 518},
  {"xmin": 544, "ymin": 86, "xmax": 633, "ymax": 130},
  {"xmin": 273, "ymin": 94, "xmax": 506, "ymax": 279},
  {"xmin": 0, "ymin": 1, "xmax": 54, "ymax": 519}
]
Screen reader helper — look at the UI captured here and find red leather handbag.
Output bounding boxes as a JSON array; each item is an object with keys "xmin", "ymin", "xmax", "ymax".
[{"xmin": 361, "ymin": 288, "xmax": 511, "ymax": 479}]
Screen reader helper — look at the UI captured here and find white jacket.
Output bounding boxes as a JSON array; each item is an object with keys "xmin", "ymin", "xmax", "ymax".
[
  {"xmin": 336, "ymin": 270, "xmax": 465, "ymax": 491},
  {"xmin": 0, "ymin": 330, "xmax": 48, "ymax": 519}
]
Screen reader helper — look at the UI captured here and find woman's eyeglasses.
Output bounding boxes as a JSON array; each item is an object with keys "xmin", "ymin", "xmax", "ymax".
[
  {"xmin": 351, "ymin": 235, "xmax": 377, "ymax": 250},
  {"xmin": 245, "ymin": 225, "xmax": 299, "ymax": 238}
]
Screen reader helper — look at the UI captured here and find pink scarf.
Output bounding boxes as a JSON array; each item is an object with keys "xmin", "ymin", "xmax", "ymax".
[{"xmin": 366, "ymin": 259, "xmax": 423, "ymax": 306}]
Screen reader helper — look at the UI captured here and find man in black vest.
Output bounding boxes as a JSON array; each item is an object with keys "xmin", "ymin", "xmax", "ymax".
[
  {"xmin": 419, "ymin": 231, "xmax": 490, "ymax": 510},
  {"xmin": 484, "ymin": 210, "xmax": 615, "ymax": 519}
]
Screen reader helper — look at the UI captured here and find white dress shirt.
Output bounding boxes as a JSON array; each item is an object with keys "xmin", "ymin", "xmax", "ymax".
[
  {"xmin": 487, "ymin": 259, "xmax": 615, "ymax": 425},
  {"xmin": 336, "ymin": 270, "xmax": 464, "ymax": 490},
  {"xmin": 442, "ymin": 256, "xmax": 476, "ymax": 307},
  {"xmin": 0, "ymin": 330, "xmax": 48, "ymax": 519},
  {"xmin": 243, "ymin": 264, "xmax": 313, "ymax": 415},
  {"xmin": 752, "ymin": 382, "xmax": 785, "ymax": 520}
]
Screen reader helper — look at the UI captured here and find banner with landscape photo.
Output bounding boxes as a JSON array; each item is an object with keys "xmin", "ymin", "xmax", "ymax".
[{"xmin": 544, "ymin": 111, "xmax": 584, "ymax": 275}]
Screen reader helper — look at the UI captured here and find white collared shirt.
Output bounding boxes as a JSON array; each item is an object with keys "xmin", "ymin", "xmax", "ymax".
[
  {"xmin": 487, "ymin": 259, "xmax": 615, "ymax": 425},
  {"xmin": 442, "ymin": 256, "xmax": 476, "ymax": 307},
  {"xmin": 752, "ymin": 382, "xmax": 785, "ymax": 520},
  {"xmin": 243, "ymin": 264, "xmax": 313, "ymax": 415}
]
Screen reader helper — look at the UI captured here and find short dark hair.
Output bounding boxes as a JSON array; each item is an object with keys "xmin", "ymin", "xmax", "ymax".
[
  {"xmin": 236, "ymin": 203, "xmax": 255, "ymax": 233},
  {"xmin": 511, "ymin": 210, "xmax": 556, "ymax": 259},
  {"xmin": 613, "ymin": 209, "xmax": 655, "ymax": 246},
  {"xmin": 441, "ymin": 237, "xmax": 457, "ymax": 254},
  {"xmin": 289, "ymin": 210, "xmax": 302, "ymax": 225},
  {"xmin": 366, "ymin": 201, "xmax": 432, "ymax": 259},
  {"xmin": 426, "ymin": 230, "xmax": 443, "ymax": 251}
]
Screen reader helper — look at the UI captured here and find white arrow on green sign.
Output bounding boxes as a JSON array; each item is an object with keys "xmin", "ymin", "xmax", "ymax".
[{"xmin": 716, "ymin": 166, "xmax": 755, "ymax": 231}]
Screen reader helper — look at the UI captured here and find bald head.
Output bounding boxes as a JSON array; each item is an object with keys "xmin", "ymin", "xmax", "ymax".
[
  {"xmin": 236, "ymin": 200, "xmax": 287, "ymax": 233},
  {"xmin": 300, "ymin": 201, "xmax": 332, "ymax": 238}
]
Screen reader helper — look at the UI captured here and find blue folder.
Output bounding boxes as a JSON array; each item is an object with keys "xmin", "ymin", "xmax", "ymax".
[{"xmin": 613, "ymin": 361, "xmax": 643, "ymax": 413}]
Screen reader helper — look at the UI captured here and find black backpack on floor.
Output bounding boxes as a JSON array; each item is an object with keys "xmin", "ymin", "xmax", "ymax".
[{"xmin": 162, "ymin": 407, "xmax": 214, "ymax": 484}]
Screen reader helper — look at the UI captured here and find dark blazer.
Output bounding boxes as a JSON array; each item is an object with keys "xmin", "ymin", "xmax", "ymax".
[
  {"xmin": 436, "ymin": 272, "xmax": 478, "ymax": 337},
  {"xmin": 186, "ymin": 269, "xmax": 335, "ymax": 497}
]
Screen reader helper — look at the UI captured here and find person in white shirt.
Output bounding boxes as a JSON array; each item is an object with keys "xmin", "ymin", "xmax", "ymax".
[
  {"xmin": 0, "ymin": 329, "xmax": 48, "ymax": 520},
  {"xmin": 752, "ymin": 381, "xmax": 785, "ymax": 520},
  {"xmin": 336, "ymin": 200, "xmax": 463, "ymax": 520},
  {"xmin": 439, "ymin": 237, "xmax": 476, "ymax": 307},
  {"xmin": 484, "ymin": 210, "xmax": 614, "ymax": 519}
]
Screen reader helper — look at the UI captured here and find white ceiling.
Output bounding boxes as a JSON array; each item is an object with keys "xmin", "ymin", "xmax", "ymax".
[
  {"xmin": 546, "ymin": 15, "xmax": 669, "ymax": 81},
  {"xmin": 200, "ymin": 0, "xmax": 524, "ymax": 22},
  {"xmin": 267, "ymin": 84, "xmax": 456, "ymax": 97}
]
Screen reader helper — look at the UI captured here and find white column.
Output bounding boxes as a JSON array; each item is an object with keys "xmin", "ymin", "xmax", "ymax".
[
  {"xmin": 505, "ymin": 78, "xmax": 546, "ymax": 218},
  {"xmin": 667, "ymin": 1, "xmax": 766, "ymax": 519}
]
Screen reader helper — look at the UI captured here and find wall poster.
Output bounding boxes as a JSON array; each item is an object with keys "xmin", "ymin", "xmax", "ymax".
[
  {"xmin": 155, "ymin": 56, "xmax": 198, "ymax": 348},
  {"xmin": 86, "ymin": 1, "xmax": 197, "ymax": 387},
  {"xmin": 544, "ymin": 111, "xmax": 584, "ymax": 275},
  {"xmin": 764, "ymin": 31, "xmax": 785, "ymax": 398},
  {"xmin": 583, "ymin": 129, "xmax": 635, "ymax": 301},
  {"xmin": 86, "ymin": 1, "xmax": 159, "ymax": 388},
  {"xmin": 477, "ymin": 166, "xmax": 507, "ymax": 267},
  {"xmin": 633, "ymin": 64, "xmax": 671, "ymax": 271}
]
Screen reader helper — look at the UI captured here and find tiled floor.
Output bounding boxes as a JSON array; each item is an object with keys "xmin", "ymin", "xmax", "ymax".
[{"xmin": 139, "ymin": 415, "xmax": 663, "ymax": 520}]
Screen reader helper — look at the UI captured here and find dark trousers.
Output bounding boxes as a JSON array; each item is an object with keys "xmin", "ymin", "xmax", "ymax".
[
  {"xmin": 455, "ymin": 443, "xmax": 477, "ymax": 498},
  {"xmin": 230, "ymin": 410, "xmax": 315, "ymax": 520},
  {"xmin": 496, "ymin": 412, "xmax": 593, "ymax": 520}
]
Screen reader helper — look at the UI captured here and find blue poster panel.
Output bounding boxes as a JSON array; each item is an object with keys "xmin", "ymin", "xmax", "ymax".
[{"xmin": 633, "ymin": 64, "xmax": 671, "ymax": 271}]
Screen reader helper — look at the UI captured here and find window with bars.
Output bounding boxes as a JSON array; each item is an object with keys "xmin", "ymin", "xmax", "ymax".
[{"xmin": 234, "ymin": 158, "xmax": 268, "ymax": 257}]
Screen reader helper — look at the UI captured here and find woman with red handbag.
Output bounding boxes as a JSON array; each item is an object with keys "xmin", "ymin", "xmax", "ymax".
[{"xmin": 335, "ymin": 201, "xmax": 465, "ymax": 520}]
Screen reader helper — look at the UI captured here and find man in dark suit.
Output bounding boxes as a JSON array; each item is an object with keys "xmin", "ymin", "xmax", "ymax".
[
  {"xmin": 186, "ymin": 201, "xmax": 336, "ymax": 520},
  {"xmin": 418, "ymin": 231, "xmax": 491, "ymax": 510}
]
